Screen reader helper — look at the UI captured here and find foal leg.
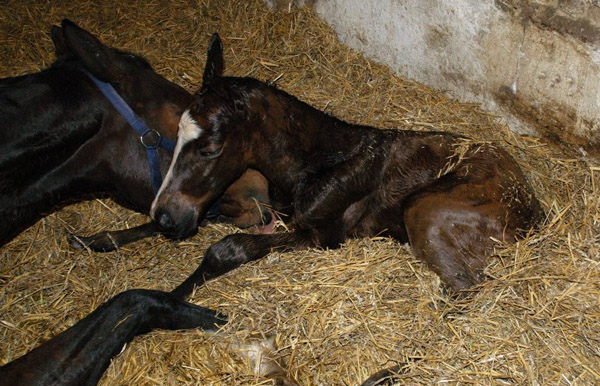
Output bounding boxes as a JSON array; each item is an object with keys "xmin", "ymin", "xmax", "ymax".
[
  {"xmin": 171, "ymin": 226, "xmax": 336, "ymax": 299},
  {"xmin": 69, "ymin": 221, "xmax": 158, "ymax": 252},
  {"xmin": 218, "ymin": 168, "xmax": 273, "ymax": 230},
  {"xmin": 403, "ymin": 188, "xmax": 511, "ymax": 292}
]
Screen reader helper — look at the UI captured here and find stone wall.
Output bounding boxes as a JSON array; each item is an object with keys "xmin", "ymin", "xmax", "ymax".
[{"xmin": 267, "ymin": 0, "xmax": 600, "ymax": 155}]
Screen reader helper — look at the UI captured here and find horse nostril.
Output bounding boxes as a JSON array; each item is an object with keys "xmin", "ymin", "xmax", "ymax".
[{"xmin": 158, "ymin": 212, "xmax": 175, "ymax": 230}]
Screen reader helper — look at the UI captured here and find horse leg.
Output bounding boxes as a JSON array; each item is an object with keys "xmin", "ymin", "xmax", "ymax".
[
  {"xmin": 171, "ymin": 162, "xmax": 358, "ymax": 298},
  {"xmin": 67, "ymin": 176, "xmax": 269, "ymax": 253},
  {"xmin": 219, "ymin": 169, "xmax": 273, "ymax": 230},
  {"xmin": 0, "ymin": 289, "xmax": 224, "ymax": 386},
  {"xmin": 403, "ymin": 183, "xmax": 512, "ymax": 292},
  {"xmin": 69, "ymin": 221, "xmax": 158, "ymax": 252},
  {"xmin": 171, "ymin": 226, "xmax": 335, "ymax": 299}
]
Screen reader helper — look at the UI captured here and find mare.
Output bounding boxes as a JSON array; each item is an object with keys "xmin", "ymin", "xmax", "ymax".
[
  {"xmin": 0, "ymin": 20, "xmax": 270, "ymax": 252},
  {"xmin": 152, "ymin": 34, "xmax": 543, "ymax": 296}
]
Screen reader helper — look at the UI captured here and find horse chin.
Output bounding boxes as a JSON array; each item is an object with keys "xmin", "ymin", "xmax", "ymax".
[
  {"xmin": 161, "ymin": 211, "xmax": 199, "ymax": 240},
  {"xmin": 171, "ymin": 225, "xmax": 199, "ymax": 240}
]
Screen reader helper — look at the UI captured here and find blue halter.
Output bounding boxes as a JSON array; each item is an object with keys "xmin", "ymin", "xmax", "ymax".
[{"xmin": 84, "ymin": 70, "xmax": 176, "ymax": 195}]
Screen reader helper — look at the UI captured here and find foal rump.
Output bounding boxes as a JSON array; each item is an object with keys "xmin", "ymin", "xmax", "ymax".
[{"xmin": 402, "ymin": 141, "xmax": 543, "ymax": 290}]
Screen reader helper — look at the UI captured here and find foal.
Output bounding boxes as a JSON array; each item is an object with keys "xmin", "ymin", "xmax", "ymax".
[{"xmin": 152, "ymin": 34, "xmax": 543, "ymax": 296}]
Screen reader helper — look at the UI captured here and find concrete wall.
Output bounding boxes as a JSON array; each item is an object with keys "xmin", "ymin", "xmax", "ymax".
[{"xmin": 267, "ymin": 0, "xmax": 600, "ymax": 155}]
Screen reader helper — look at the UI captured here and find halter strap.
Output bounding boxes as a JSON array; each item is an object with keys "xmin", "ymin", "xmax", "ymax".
[{"xmin": 84, "ymin": 70, "xmax": 176, "ymax": 194}]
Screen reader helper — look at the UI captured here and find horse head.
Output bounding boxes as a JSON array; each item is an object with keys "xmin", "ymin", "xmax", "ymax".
[
  {"xmin": 54, "ymin": 19, "xmax": 190, "ymax": 141},
  {"xmin": 151, "ymin": 34, "xmax": 259, "ymax": 238}
]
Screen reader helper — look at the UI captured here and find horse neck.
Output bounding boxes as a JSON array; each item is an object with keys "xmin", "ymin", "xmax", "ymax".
[
  {"xmin": 249, "ymin": 86, "xmax": 365, "ymax": 192},
  {"xmin": 0, "ymin": 66, "xmax": 104, "ymax": 198}
]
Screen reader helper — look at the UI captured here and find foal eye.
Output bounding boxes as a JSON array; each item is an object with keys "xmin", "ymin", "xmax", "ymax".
[{"xmin": 199, "ymin": 146, "xmax": 223, "ymax": 159}]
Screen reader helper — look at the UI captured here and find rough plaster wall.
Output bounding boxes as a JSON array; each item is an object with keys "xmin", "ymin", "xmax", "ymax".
[{"xmin": 269, "ymin": 0, "xmax": 600, "ymax": 153}]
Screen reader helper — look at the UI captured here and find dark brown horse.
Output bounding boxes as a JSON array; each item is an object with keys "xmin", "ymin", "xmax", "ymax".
[
  {"xmin": 0, "ymin": 289, "xmax": 224, "ymax": 386},
  {"xmin": 0, "ymin": 20, "xmax": 270, "ymax": 252},
  {"xmin": 152, "ymin": 34, "xmax": 543, "ymax": 297}
]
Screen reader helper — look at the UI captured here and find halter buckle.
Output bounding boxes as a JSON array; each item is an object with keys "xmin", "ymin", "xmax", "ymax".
[{"xmin": 140, "ymin": 129, "xmax": 162, "ymax": 149}]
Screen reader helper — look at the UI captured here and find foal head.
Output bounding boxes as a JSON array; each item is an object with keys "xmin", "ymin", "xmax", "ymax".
[{"xmin": 151, "ymin": 34, "xmax": 260, "ymax": 238}]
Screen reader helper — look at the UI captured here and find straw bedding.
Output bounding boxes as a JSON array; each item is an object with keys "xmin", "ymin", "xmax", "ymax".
[{"xmin": 1, "ymin": 0, "xmax": 598, "ymax": 384}]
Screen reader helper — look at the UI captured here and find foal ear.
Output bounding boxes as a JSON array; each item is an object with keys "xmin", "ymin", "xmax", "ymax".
[
  {"xmin": 61, "ymin": 19, "xmax": 122, "ymax": 83},
  {"xmin": 50, "ymin": 25, "xmax": 71, "ymax": 57},
  {"xmin": 202, "ymin": 33, "xmax": 224, "ymax": 89}
]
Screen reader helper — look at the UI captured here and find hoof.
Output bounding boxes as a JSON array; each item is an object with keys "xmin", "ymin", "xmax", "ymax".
[
  {"xmin": 251, "ymin": 210, "xmax": 276, "ymax": 234},
  {"xmin": 67, "ymin": 233, "xmax": 117, "ymax": 252},
  {"xmin": 360, "ymin": 365, "xmax": 404, "ymax": 386}
]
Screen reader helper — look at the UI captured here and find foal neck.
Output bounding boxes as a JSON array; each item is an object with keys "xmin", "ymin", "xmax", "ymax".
[{"xmin": 250, "ymin": 84, "xmax": 366, "ymax": 187}]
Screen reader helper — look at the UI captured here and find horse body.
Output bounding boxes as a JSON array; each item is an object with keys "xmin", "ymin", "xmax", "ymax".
[
  {"xmin": 153, "ymin": 34, "xmax": 542, "ymax": 295},
  {"xmin": 0, "ymin": 58, "xmax": 164, "ymax": 242},
  {"xmin": 0, "ymin": 21, "xmax": 269, "ymax": 250},
  {"xmin": 243, "ymin": 96, "xmax": 460, "ymax": 242}
]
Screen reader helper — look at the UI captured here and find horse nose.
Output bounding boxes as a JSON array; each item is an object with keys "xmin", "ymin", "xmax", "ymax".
[{"xmin": 157, "ymin": 211, "xmax": 175, "ymax": 231}]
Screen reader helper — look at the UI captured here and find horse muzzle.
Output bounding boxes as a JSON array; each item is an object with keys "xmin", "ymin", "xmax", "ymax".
[{"xmin": 151, "ymin": 193, "xmax": 201, "ymax": 239}]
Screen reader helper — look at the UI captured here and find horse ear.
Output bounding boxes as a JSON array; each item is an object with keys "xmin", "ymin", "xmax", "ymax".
[
  {"xmin": 61, "ymin": 19, "xmax": 122, "ymax": 82},
  {"xmin": 202, "ymin": 33, "xmax": 224, "ymax": 89},
  {"xmin": 50, "ymin": 25, "xmax": 71, "ymax": 57}
]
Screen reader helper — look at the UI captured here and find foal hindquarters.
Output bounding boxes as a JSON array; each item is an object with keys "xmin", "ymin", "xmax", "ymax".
[{"xmin": 402, "ymin": 145, "xmax": 542, "ymax": 291}]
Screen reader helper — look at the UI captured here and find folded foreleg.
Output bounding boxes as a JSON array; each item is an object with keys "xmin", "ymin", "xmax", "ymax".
[{"xmin": 171, "ymin": 231, "xmax": 316, "ymax": 299}]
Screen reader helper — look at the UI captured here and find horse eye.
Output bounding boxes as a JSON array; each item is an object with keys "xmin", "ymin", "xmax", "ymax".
[{"xmin": 199, "ymin": 146, "xmax": 223, "ymax": 159}]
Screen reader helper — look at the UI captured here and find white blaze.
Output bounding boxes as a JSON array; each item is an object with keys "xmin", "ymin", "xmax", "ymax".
[
  {"xmin": 150, "ymin": 109, "xmax": 202, "ymax": 217},
  {"xmin": 178, "ymin": 109, "xmax": 203, "ymax": 143}
]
